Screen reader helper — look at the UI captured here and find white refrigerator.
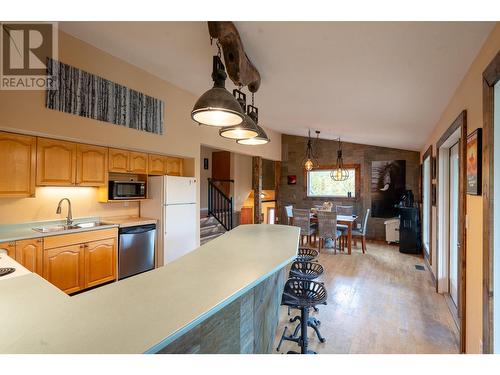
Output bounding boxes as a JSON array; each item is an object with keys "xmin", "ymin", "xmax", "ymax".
[{"xmin": 141, "ymin": 176, "xmax": 198, "ymax": 265}]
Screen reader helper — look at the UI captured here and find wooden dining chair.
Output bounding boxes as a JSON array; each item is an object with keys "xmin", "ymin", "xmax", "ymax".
[
  {"xmin": 352, "ymin": 208, "xmax": 370, "ymax": 253},
  {"xmin": 284, "ymin": 205, "xmax": 294, "ymax": 225},
  {"xmin": 293, "ymin": 208, "xmax": 317, "ymax": 246},
  {"xmin": 317, "ymin": 211, "xmax": 343, "ymax": 254},
  {"xmin": 336, "ymin": 205, "xmax": 353, "ymax": 216}
]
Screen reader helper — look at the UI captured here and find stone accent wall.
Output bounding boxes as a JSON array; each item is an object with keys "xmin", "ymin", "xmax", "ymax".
[{"xmin": 279, "ymin": 134, "xmax": 420, "ymax": 240}]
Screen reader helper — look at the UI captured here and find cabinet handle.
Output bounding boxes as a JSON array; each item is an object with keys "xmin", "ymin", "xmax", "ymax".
[
  {"xmin": 36, "ymin": 239, "xmax": 43, "ymax": 243},
  {"xmin": 80, "ymin": 244, "xmax": 85, "ymax": 249}
]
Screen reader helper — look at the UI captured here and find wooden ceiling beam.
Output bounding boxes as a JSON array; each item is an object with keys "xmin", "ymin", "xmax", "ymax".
[{"xmin": 208, "ymin": 21, "xmax": 261, "ymax": 93}]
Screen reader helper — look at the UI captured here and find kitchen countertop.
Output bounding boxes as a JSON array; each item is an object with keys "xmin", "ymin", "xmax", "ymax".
[
  {"xmin": 0, "ymin": 217, "xmax": 119, "ymax": 243},
  {"xmin": 0, "ymin": 254, "xmax": 30, "ymax": 280},
  {"xmin": 0, "ymin": 224, "xmax": 299, "ymax": 353},
  {"xmin": 100, "ymin": 216, "xmax": 157, "ymax": 228}
]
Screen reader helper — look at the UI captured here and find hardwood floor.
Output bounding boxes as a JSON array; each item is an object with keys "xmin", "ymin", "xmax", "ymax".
[{"xmin": 274, "ymin": 241, "xmax": 460, "ymax": 354}]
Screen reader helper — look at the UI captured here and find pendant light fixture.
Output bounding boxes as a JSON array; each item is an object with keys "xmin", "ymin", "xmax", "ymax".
[
  {"xmin": 303, "ymin": 130, "xmax": 320, "ymax": 171},
  {"xmin": 219, "ymin": 89, "xmax": 259, "ymax": 140},
  {"xmin": 236, "ymin": 93, "xmax": 270, "ymax": 145},
  {"xmin": 191, "ymin": 43, "xmax": 245, "ymax": 127},
  {"xmin": 331, "ymin": 137, "xmax": 349, "ymax": 181}
]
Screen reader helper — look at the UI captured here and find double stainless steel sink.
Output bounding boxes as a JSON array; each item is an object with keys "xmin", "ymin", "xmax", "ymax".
[{"xmin": 32, "ymin": 222, "xmax": 105, "ymax": 233}]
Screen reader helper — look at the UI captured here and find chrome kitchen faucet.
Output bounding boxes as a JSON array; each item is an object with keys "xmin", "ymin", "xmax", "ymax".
[{"xmin": 56, "ymin": 198, "xmax": 73, "ymax": 226}]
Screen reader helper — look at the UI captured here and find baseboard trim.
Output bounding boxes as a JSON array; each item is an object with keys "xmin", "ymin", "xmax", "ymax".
[{"xmin": 424, "ymin": 256, "xmax": 437, "ymax": 289}]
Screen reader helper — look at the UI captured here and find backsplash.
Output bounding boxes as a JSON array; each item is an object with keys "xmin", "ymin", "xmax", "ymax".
[{"xmin": 0, "ymin": 186, "xmax": 139, "ymax": 225}]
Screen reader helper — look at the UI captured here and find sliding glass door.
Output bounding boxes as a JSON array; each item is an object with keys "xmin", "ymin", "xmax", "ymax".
[{"xmin": 422, "ymin": 156, "xmax": 431, "ymax": 259}]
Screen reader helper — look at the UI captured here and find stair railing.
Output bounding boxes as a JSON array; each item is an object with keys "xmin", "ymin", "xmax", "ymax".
[{"xmin": 207, "ymin": 178, "xmax": 234, "ymax": 231}]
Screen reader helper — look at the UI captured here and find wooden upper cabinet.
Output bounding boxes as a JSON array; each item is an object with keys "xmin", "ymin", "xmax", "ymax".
[
  {"xmin": 85, "ymin": 238, "xmax": 116, "ymax": 288},
  {"xmin": 129, "ymin": 151, "xmax": 148, "ymax": 174},
  {"xmin": 109, "ymin": 148, "xmax": 130, "ymax": 173},
  {"xmin": 0, "ymin": 241, "xmax": 16, "ymax": 258},
  {"xmin": 109, "ymin": 148, "xmax": 148, "ymax": 174},
  {"xmin": 148, "ymin": 154, "xmax": 167, "ymax": 175},
  {"xmin": 76, "ymin": 144, "xmax": 108, "ymax": 186},
  {"xmin": 166, "ymin": 157, "xmax": 183, "ymax": 176},
  {"xmin": 43, "ymin": 243, "xmax": 85, "ymax": 294},
  {"xmin": 15, "ymin": 238, "xmax": 43, "ymax": 275},
  {"xmin": 36, "ymin": 138, "xmax": 77, "ymax": 186},
  {"xmin": 0, "ymin": 132, "xmax": 36, "ymax": 197}
]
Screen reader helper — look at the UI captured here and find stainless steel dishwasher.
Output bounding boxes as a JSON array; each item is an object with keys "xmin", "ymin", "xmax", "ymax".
[{"xmin": 118, "ymin": 224, "xmax": 156, "ymax": 280}]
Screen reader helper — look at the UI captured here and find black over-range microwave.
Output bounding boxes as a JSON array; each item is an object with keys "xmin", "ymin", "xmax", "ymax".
[{"xmin": 108, "ymin": 180, "xmax": 146, "ymax": 200}]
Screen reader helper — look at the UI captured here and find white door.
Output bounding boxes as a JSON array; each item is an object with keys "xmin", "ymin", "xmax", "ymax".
[
  {"xmin": 494, "ymin": 82, "xmax": 500, "ymax": 353},
  {"xmin": 165, "ymin": 176, "xmax": 197, "ymax": 205},
  {"xmin": 449, "ymin": 142, "xmax": 459, "ymax": 307},
  {"xmin": 164, "ymin": 203, "xmax": 197, "ymax": 263}
]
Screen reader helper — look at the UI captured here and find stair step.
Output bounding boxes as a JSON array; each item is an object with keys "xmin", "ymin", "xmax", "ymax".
[{"xmin": 200, "ymin": 225, "xmax": 223, "ymax": 236}]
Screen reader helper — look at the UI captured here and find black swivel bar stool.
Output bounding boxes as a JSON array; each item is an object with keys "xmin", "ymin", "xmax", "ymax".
[
  {"xmin": 287, "ymin": 261, "xmax": 326, "ymax": 343},
  {"xmin": 296, "ymin": 247, "xmax": 319, "ymax": 262},
  {"xmin": 277, "ymin": 278, "xmax": 327, "ymax": 354}
]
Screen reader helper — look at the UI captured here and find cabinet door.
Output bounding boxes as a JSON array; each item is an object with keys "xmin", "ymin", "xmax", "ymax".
[
  {"xmin": 166, "ymin": 157, "xmax": 183, "ymax": 176},
  {"xmin": 0, "ymin": 132, "xmax": 36, "ymax": 197},
  {"xmin": 148, "ymin": 154, "xmax": 167, "ymax": 175},
  {"xmin": 36, "ymin": 138, "xmax": 77, "ymax": 186},
  {"xmin": 0, "ymin": 241, "xmax": 16, "ymax": 258},
  {"xmin": 84, "ymin": 238, "xmax": 117, "ymax": 288},
  {"xmin": 43, "ymin": 244, "xmax": 85, "ymax": 294},
  {"xmin": 15, "ymin": 238, "xmax": 43, "ymax": 275},
  {"xmin": 109, "ymin": 148, "xmax": 130, "ymax": 173},
  {"xmin": 76, "ymin": 144, "xmax": 108, "ymax": 186},
  {"xmin": 129, "ymin": 152, "xmax": 148, "ymax": 174}
]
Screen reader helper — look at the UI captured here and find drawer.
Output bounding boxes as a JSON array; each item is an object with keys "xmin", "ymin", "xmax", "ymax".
[{"xmin": 44, "ymin": 228, "xmax": 118, "ymax": 249}]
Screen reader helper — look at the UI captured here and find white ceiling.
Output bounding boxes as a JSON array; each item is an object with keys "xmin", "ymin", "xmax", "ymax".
[{"xmin": 60, "ymin": 21, "xmax": 494, "ymax": 151}]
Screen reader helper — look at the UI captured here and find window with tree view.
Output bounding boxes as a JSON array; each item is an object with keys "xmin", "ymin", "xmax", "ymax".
[{"xmin": 307, "ymin": 168, "xmax": 357, "ymax": 197}]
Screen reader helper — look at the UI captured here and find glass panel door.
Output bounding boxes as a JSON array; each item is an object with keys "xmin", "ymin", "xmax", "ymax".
[
  {"xmin": 494, "ymin": 82, "xmax": 500, "ymax": 353},
  {"xmin": 449, "ymin": 142, "xmax": 459, "ymax": 307},
  {"xmin": 422, "ymin": 157, "xmax": 431, "ymax": 257}
]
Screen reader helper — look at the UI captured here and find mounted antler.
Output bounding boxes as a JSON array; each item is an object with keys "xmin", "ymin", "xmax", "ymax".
[{"xmin": 208, "ymin": 21, "xmax": 261, "ymax": 93}]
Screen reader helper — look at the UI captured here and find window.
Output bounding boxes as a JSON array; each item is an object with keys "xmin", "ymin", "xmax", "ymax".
[{"xmin": 307, "ymin": 166, "xmax": 359, "ymax": 198}]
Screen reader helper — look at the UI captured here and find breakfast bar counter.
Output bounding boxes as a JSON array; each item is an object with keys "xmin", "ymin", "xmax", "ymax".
[{"xmin": 0, "ymin": 224, "xmax": 299, "ymax": 354}]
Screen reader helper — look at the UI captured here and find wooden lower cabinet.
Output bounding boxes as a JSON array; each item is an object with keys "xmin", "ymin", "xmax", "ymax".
[
  {"xmin": 15, "ymin": 238, "xmax": 43, "ymax": 275},
  {"xmin": 43, "ymin": 244, "xmax": 85, "ymax": 294},
  {"xmin": 43, "ymin": 229, "xmax": 118, "ymax": 294},
  {"xmin": 0, "ymin": 241, "xmax": 16, "ymax": 258},
  {"xmin": 85, "ymin": 238, "xmax": 116, "ymax": 288}
]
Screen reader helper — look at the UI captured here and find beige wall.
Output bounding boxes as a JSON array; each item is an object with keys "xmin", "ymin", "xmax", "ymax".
[
  {"xmin": 231, "ymin": 153, "xmax": 253, "ymax": 212},
  {"xmin": 0, "ymin": 187, "xmax": 139, "ymax": 225},
  {"xmin": 420, "ymin": 22, "xmax": 500, "ymax": 353},
  {"xmin": 0, "ymin": 31, "xmax": 281, "ymax": 225},
  {"xmin": 200, "ymin": 145, "xmax": 219, "ymax": 211}
]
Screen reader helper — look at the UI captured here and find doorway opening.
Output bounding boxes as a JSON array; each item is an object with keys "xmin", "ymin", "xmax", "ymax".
[
  {"xmin": 436, "ymin": 111, "xmax": 467, "ymax": 353},
  {"xmin": 483, "ymin": 50, "xmax": 500, "ymax": 354}
]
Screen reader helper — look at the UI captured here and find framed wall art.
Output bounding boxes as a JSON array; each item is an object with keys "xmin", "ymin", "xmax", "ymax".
[{"xmin": 466, "ymin": 128, "xmax": 482, "ymax": 195}]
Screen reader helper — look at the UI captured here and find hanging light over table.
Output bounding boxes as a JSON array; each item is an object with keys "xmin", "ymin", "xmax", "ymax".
[
  {"xmin": 331, "ymin": 137, "xmax": 349, "ymax": 181},
  {"xmin": 236, "ymin": 94, "xmax": 270, "ymax": 145},
  {"xmin": 191, "ymin": 52, "xmax": 245, "ymax": 127},
  {"xmin": 303, "ymin": 130, "xmax": 319, "ymax": 171},
  {"xmin": 219, "ymin": 89, "xmax": 259, "ymax": 140}
]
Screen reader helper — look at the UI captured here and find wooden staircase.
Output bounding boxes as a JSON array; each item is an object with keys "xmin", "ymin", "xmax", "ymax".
[{"xmin": 200, "ymin": 215, "xmax": 227, "ymax": 245}]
